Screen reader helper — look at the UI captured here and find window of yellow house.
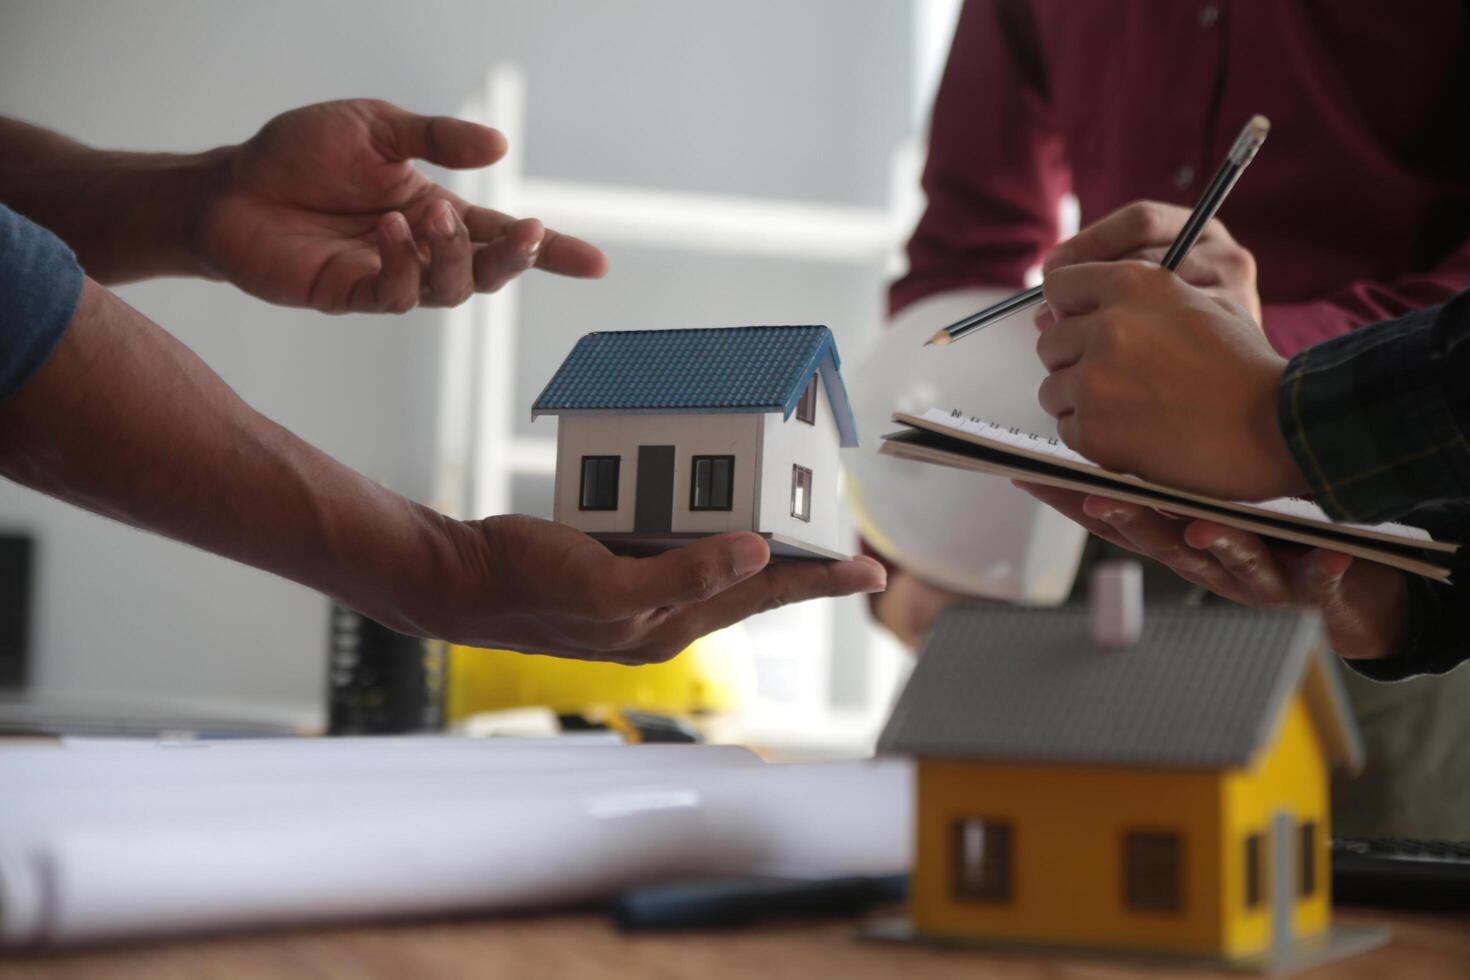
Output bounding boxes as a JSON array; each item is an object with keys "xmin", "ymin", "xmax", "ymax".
[
  {"xmin": 1298, "ymin": 822, "xmax": 1318, "ymax": 898},
  {"xmin": 952, "ymin": 818, "xmax": 1012, "ymax": 902},
  {"xmin": 1123, "ymin": 831, "xmax": 1183, "ymax": 913},
  {"xmin": 1244, "ymin": 833, "xmax": 1265, "ymax": 909}
]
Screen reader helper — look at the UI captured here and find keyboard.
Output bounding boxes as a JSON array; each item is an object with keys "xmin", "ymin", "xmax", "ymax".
[{"xmin": 1332, "ymin": 837, "xmax": 1470, "ymax": 910}]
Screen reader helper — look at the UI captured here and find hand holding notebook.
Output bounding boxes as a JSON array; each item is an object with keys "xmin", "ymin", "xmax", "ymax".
[{"xmin": 880, "ymin": 408, "xmax": 1457, "ymax": 581}]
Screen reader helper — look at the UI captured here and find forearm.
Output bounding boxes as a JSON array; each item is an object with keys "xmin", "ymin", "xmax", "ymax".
[
  {"xmin": 889, "ymin": 0, "xmax": 1064, "ymax": 316},
  {"xmin": 1262, "ymin": 252, "xmax": 1470, "ymax": 355},
  {"xmin": 0, "ymin": 118, "xmax": 226, "ymax": 283},
  {"xmin": 0, "ymin": 278, "xmax": 466, "ymax": 635}
]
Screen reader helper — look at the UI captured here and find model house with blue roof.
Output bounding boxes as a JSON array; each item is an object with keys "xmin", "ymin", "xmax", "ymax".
[{"xmin": 531, "ymin": 325, "xmax": 858, "ymax": 560}]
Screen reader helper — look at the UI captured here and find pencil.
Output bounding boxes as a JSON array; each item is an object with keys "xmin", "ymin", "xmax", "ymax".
[{"xmin": 926, "ymin": 114, "xmax": 1271, "ymax": 347}]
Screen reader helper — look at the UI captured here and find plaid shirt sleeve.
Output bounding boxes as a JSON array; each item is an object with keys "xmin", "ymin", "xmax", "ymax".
[
  {"xmin": 1277, "ymin": 291, "xmax": 1470, "ymax": 523},
  {"xmin": 1277, "ymin": 290, "xmax": 1470, "ymax": 680}
]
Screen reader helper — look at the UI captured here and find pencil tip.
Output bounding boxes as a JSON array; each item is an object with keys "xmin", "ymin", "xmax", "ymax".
[{"xmin": 926, "ymin": 330, "xmax": 951, "ymax": 347}]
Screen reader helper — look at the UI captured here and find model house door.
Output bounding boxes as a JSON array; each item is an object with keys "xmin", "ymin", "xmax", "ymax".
[
  {"xmin": 1271, "ymin": 810, "xmax": 1294, "ymax": 953},
  {"xmin": 634, "ymin": 445, "xmax": 676, "ymax": 533}
]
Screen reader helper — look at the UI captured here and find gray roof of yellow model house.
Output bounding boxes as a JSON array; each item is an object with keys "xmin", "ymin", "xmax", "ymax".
[
  {"xmin": 880, "ymin": 605, "xmax": 1362, "ymax": 771},
  {"xmin": 530, "ymin": 325, "xmax": 859, "ymax": 447}
]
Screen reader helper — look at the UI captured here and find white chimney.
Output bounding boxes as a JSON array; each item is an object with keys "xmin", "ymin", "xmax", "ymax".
[{"xmin": 1090, "ymin": 560, "xmax": 1143, "ymax": 648}]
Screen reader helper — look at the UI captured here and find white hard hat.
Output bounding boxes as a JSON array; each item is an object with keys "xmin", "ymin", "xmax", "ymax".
[{"xmin": 843, "ymin": 288, "xmax": 1087, "ymax": 604}]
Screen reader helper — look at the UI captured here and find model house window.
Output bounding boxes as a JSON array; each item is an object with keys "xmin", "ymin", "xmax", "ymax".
[
  {"xmin": 795, "ymin": 376, "xmax": 818, "ymax": 425},
  {"xmin": 578, "ymin": 456, "xmax": 620, "ymax": 511},
  {"xmin": 952, "ymin": 818, "xmax": 1012, "ymax": 902},
  {"xmin": 1298, "ymin": 822, "xmax": 1317, "ymax": 898},
  {"xmin": 790, "ymin": 465, "xmax": 812, "ymax": 521},
  {"xmin": 690, "ymin": 455, "xmax": 735, "ymax": 511},
  {"xmin": 1123, "ymin": 831, "xmax": 1183, "ymax": 913},
  {"xmin": 1244, "ymin": 833, "xmax": 1264, "ymax": 910}
]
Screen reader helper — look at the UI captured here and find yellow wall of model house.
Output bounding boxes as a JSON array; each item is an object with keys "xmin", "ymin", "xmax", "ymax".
[
  {"xmin": 912, "ymin": 693, "xmax": 1332, "ymax": 959},
  {"xmin": 1220, "ymin": 695, "xmax": 1331, "ymax": 958},
  {"xmin": 912, "ymin": 759, "xmax": 1225, "ymax": 954}
]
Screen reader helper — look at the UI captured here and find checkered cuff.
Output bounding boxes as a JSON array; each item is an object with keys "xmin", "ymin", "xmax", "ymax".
[{"xmin": 1277, "ymin": 303, "xmax": 1470, "ymax": 524}]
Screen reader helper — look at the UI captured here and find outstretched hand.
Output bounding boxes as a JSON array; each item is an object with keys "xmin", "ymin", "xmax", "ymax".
[
  {"xmin": 1014, "ymin": 483, "xmax": 1410, "ymax": 660},
  {"xmin": 419, "ymin": 515, "xmax": 887, "ymax": 664},
  {"xmin": 201, "ymin": 100, "xmax": 607, "ymax": 314}
]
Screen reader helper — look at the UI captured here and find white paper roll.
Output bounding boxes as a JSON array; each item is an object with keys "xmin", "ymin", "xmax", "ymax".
[{"xmin": 1, "ymin": 739, "xmax": 911, "ymax": 945}]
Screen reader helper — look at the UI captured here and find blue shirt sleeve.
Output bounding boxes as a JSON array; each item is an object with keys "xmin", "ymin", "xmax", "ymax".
[{"xmin": 0, "ymin": 202, "xmax": 83, "ymax": 401}]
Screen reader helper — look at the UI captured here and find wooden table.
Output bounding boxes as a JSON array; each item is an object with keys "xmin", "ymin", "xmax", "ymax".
[{"xmin": 3, "ymin": 908, "xmax": 1466, "ymax": 980}]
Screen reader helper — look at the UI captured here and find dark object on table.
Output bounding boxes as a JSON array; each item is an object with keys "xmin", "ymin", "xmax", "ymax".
[
  {"xmin": 559, "ymin": 709, "xmax": 702, "ymax": 744},
  {"xmin": 0, "ymin": 533, "xmax": 33, "ymax": 690},
  {"xmin": 1332, "ymin": 837, "xmax": 1470, "ymax": 910},
  {"xmin": 326, "ymin": 605, "xmax": 445, "ymax": 734},
  {"xmin": 610, "ymin": 874, "xmax": 908, "ymax": 931}
]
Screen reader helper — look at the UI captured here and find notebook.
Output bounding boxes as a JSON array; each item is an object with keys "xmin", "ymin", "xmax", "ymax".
[{"xmin": 880, "ymin": 408, "xmax": 1458, "ymax": 582}]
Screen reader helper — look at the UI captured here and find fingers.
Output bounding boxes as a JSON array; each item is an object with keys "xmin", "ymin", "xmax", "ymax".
[
  {"xmin": 1181, "ymin": 521, "xmax": 1293, "ymax": 607},
  {"xmin": 1060, "ymin": 246, "xmax": 1217, "ymax": 290},
  {"xmin": 534, "ymin": 228, "xmax": 610, "ymax": 278},
  {"xmin": 1043, "ymin": 201, "xmax": 1225, "ymax": 274},
  {"xmin": 1293, "ymin": 548, "xmax": 1354, "ymax": 606},
  {"xmin": 1014, "ymin": 484, "xmax": 1248, "ymax": 606},
  {"xmin": 1288, "ymin": 552, "xmax": 1409, "ymax": 661},
  {"xmin": 1010, "ymin": 482, "xmax": 1138, "ymax": 552},
  {"xmin": 1041, "ymin": 260, "xmax": 1166, "ymax": 317},
  {"xmin": 1033, "ymin": 303, "xmax": 1055, "ymax": 331},
  {"xmin": 1037, "ymin": 364, "xmax": 1078, "ymax": 419},
  {"xmin": 368, "ymin": 212, "xmax": 423, "ymax": 313},
  {"xmin": 472, "ymin": 217, "xmax": 545, "ymax": 293},
  {"xmin": 1017, "ymin": 484, "xmax": 1259, "ymax": 604},
  {"xmin": 1035, "ymin": 311, "xmax": 1094, "ymax": 371},
  {"xmin": 424, "ymin": 200, "xmax": 474, "ymax": 307},
  {"xmin": 1083, "ymin": 499, "xmax": 1257, "ymax": 604},
  {"xmin": 640, "ymin": 556, "xmax": 888, "ymax": 663},
  {"xmin": 1017, "ymin": 483, "xmax": 1359, "ymax": 618},
  {"xmin": 463, "ymin": 207, "xmax": 608, "ymax": 279},
  {"xmin": 590, "ymin": 532, "xmax": 774, "ymax": 620},
  {"xmin": 380, "ymin": 104, "xmax": 508, "ymax": 169},
  {"xmin": 369, "ymin": 201, "xmax": 606, "ymax": 311}
]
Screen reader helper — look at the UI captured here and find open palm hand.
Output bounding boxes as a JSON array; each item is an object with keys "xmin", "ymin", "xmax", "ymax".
[{"xmin": 201, "ymin": 99, "xmax": 606, "ymax": 314}]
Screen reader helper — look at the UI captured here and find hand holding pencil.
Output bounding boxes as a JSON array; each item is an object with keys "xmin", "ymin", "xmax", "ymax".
[{"xmin": 1032, "ymin": 260, "xmax": 1297, "ymax": 501}]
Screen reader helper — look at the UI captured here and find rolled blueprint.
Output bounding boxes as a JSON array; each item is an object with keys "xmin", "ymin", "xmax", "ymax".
[{"xmin": 0, "ymin": 738, "xmax": 911, "ymax": 945}]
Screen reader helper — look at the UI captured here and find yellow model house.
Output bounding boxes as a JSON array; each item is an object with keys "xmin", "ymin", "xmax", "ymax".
[{"xmin": 877, "ymin": 603, "xmax": 1386, "ymax": 971}]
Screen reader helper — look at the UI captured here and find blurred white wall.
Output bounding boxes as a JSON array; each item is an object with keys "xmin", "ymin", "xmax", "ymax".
[{"xmin": 0, "ymin": 0, "xmax": 918, "ymax": 724}]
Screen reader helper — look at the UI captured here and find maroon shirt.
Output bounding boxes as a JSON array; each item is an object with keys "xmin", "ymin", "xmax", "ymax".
[{"xmin": 893, "ymin": 0, "xmax": 1470, "ymax": 355}]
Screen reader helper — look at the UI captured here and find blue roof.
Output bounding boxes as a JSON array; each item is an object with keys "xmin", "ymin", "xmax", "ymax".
[{"xmin": 531, "ymin": 326, "xmax": 859, "ymax": 447}]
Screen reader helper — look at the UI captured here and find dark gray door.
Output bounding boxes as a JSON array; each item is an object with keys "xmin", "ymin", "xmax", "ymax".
[
  {"xmin": 1271, "ymin": 810, "xmax": 1294, "ymax": 953},
  {"xmin": 634, "ymin": 445, "xmax": 676, "ymax": 533}
]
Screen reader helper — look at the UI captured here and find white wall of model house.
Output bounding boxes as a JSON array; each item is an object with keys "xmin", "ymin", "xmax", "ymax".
[
  {"xmin": 754, "ymin": 389, "xmax": 842, "ymax": 553},
  {"xmin": 550, "ymin": 376, "xmax": 844, "ymax": 554},
  {"xmin": 553, "ymin": 414, "xmax": 759, "ymax": 534}
]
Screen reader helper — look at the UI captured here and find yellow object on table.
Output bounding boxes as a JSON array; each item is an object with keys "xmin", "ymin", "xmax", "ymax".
[{"xmin": 445, "ymin": 624, "xmax": 754, "ymax": 722}]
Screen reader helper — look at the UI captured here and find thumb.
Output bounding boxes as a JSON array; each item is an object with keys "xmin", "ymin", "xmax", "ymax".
[{"xmin": 380, "ymin": 103, "xmax": 508, "ymax": 168}]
